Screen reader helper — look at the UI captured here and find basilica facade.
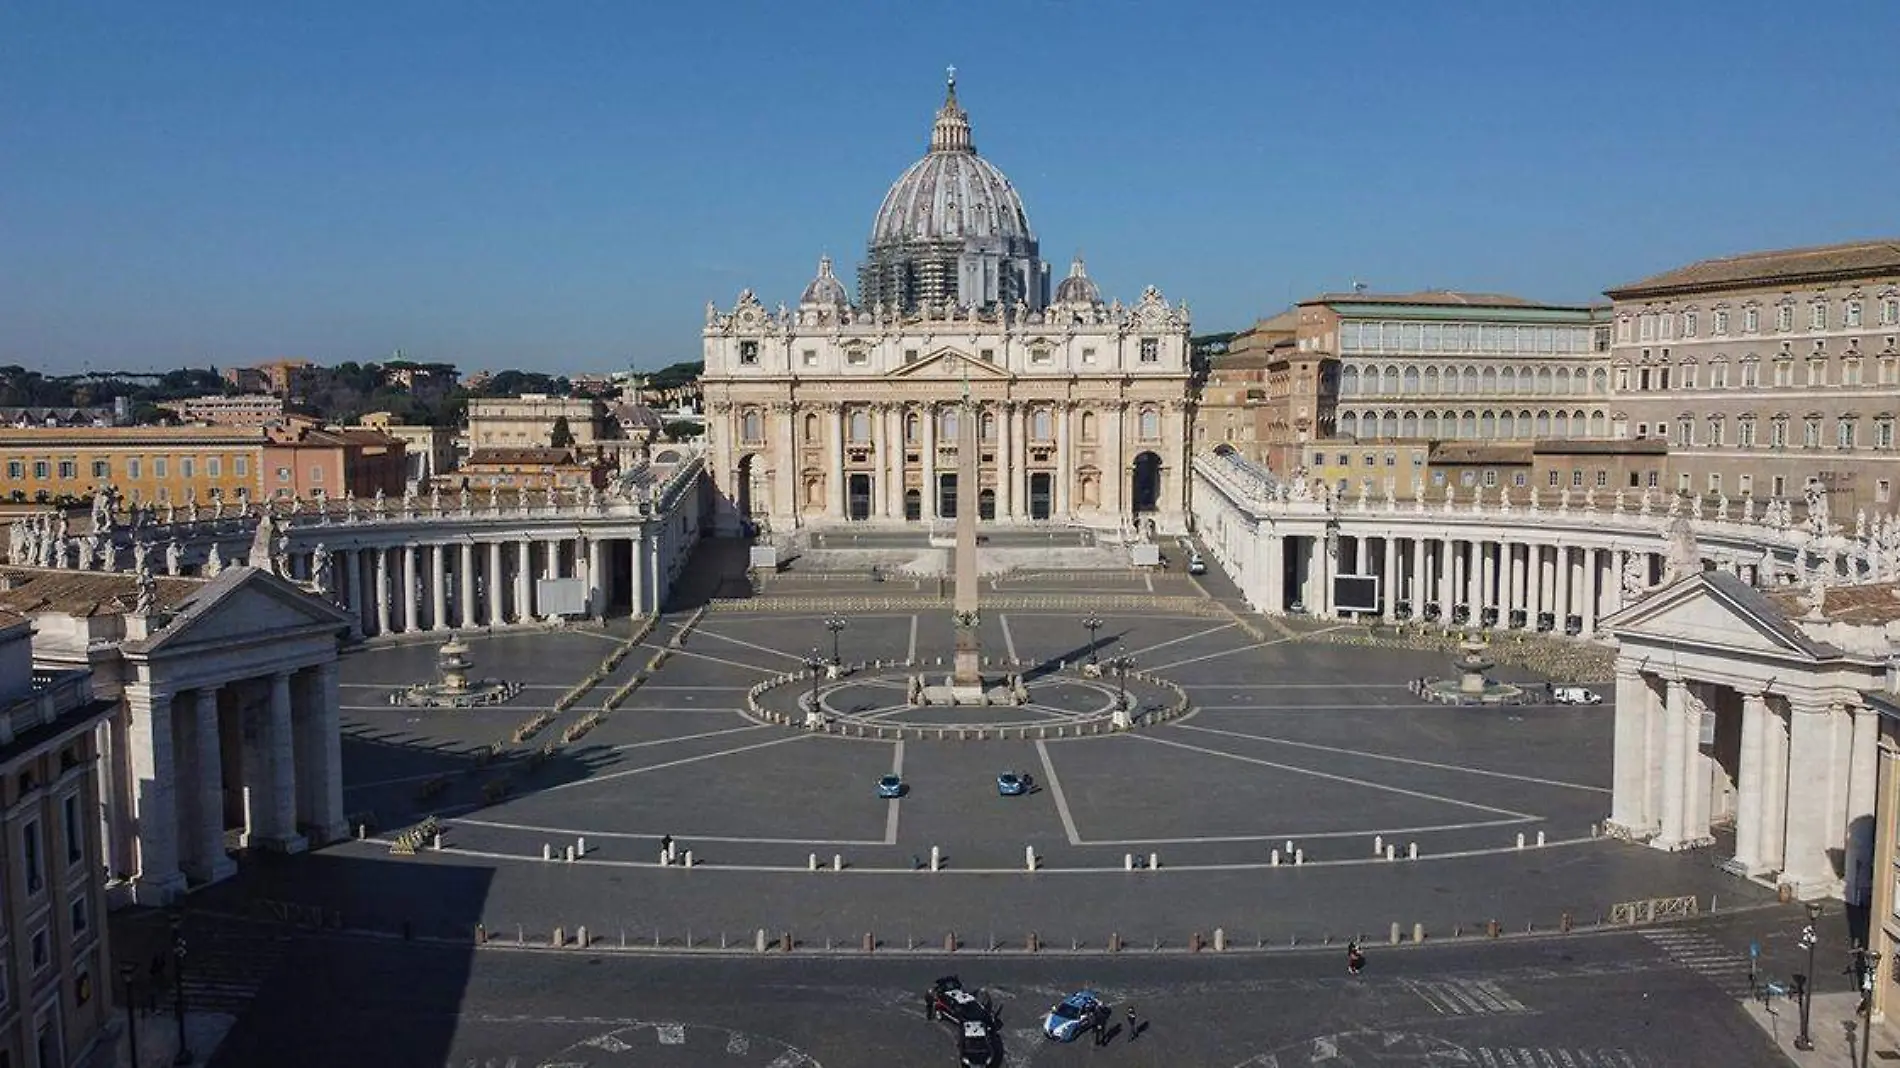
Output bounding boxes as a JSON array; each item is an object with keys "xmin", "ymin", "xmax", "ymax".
[{"xmin": 700, "ymin": 76, "xmax": 1193, "ymax": 537}]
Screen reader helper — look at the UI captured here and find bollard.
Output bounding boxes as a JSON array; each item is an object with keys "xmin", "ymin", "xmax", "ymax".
[
  {"xmin": 1389, "ymin": 922, "xmax": 1400, "ymax": 945},
  {"xmin": 1487, "ymin": 919, "xmax": 1500, "ymax": 939},
  {"xmin": 1561, "ymin": 911, "xmax": 1573, "ymax": 932},
  {"xmin": 476, "ymin": 923, "xmax": 486, "ymax": 944},
  {"xmin": 1590, "ymin": 822, "xmax": 1599, "ymax": 838},
  {"xmin": 684, "ymin": 850, "xmax": 695, "ymax": 868},
  {"xmin": 517, "ymin": 924, "xmax": 524, "ymax": 946},
  {"xmin": 1414, "ymin": 922, "xmax": 1425, "ymax": 943},
  {"xmin": 863, "ymin": 932, "xmax": 874, "ymax": 953},
  {"xmin": 564, "ymin": 845, "xmax": 575, "ymax": 863},
  {"xmin": 1110, "ymin": 932, "xmax": 1122, "ymax": 953},
  {"xmin": 1214, "ymin": 927, "xmax": 1226, "ymax": 952},
  {"xmin": 577, "ymin": 925, "xmax": 589, "ymax": 948},
  {"xmin": 1285, "ymin": 839, "xmax": 1294, "ymax": 855},
  {"xmin": 1374, "ymin": 834, "xmax": 1384, "ymax": 856},
  {"xmin": 660, "ymin": 848, "xmax": 671, "ymax": 866},
  {"xmin": 1028, "ymin": 931, "xmax": 1039, "ymax": 953},
  {"xmin": 1149, "ymin": 852, "xmax": 1159, "ymax": 870},
  {"xmin": 1515, "ymin": 832, "xmax": 1525, "ymax": 850},
  {"xmin": 1025, "ymin": 845, "xmax": 1036, "ymax": 871},
  {"xmin": 1271, "ymin": 849, "xmax": 1280, "ymax": 866},
  {"xmin": 1295, "ymin": 848, "xmax": 1304, "ymax": 865},
  {"xmin": 1536, "ymin": 830, "xmax": 1546, "ymax": 847},
  {"xmin": 756, "ymin": 928, "xmax": 767, "ymax": 953},
  {"xmin": 1125, "ymin": 853, "xmax": 1134, "ymax": 871},
  {"xmin": 578, "ymin": 836, "xmax": 587, "ymax": 856},
  {"xmin": 1191, "ymin": 931, "xmax": 1204, "ymax": 952},
  {"xmin": 944, "ymin": 932, "xmax": 957, "ymax": 952},
  {"xmin": 553, "ymin": 925, "xmax": 565, "ymax": 947},
  {"xmin": 809, "ymin": 853, "xmax": 819, "ymax": 871},
  {"xmin": 357, "ymin": 824, "xmax": 366, "ymax": 840},
  {"xmin": 1408, "ymin": 842, "xmax": 1418, "ymax": 860},
  {"xmin": 833, "ymin": 853, "xmax": 843, "ymax": 872},
  {"xmin": 781, "ymin": 932, "xmax": 792, "ymax": 952},
  {"xmin": 1384, "ymin": 844, "xmax": 1395, "ymax": 861},
  {"xmin": 432, "ymin": 831, "xmax": 443, "ymax": 851},
  {"xmin": 931, "ymin": 845, "xmax": 941, "ymax": 872},
  {"xmin": 543, "ymin": 843, "xmax": 553, "ymax": 862}
]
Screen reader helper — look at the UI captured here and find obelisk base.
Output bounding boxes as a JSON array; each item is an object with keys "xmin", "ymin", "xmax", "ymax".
[{"xmin": 952, "ymin": 625, "xmax": 983, "ymax": 688}]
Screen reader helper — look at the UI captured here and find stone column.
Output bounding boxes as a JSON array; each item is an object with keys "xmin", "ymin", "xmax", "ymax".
[
  {"xmin": 429, "ymin": 544, "xmax": 448, "ymax": 630},
  {"xmin": 1656, "ymin": 675, "xmax": 1689, "ymax": 847},
  {"xmin": 1465, "ymin": 540, "xmax": 1483, "ymax": 614},
  {"xmin": 487, "ymin": 541, "xmax": 503, "ymax": 625},
  {"xmin": 1580, "ymin": 549, "xmax": 1598, "ymax": 634},
  {"xmin": 1782, "ymin": 700, "xmax": 1841, "ymax": 895},
  {"xmin": 373, "ymin": 548, "xmax": 391, "ymax": 635},
  {"xmin": 1054, "ymin": 403, "xmax": 1072, "ymax": 518},
  {"xmin": 125, "ymin": 685, "xmax": 187, "ymax": 904},
  {"xmin": 400, "ymin": 545, "xmax": 418, "ymax": 632},
  {"xmin": 1381, "ymin": 536, "xmax": 1398, "ymax": 622},
  {"xmin": 920, "ymin": 405, "xmax": 937, "ymax": 521},
  {"xmin": 459, "ymin": 543, "xmax": 477, "ymax": 629},
  {"xmin": 339, "ymin": 549, "xmax": 362, "ymax": 640},
  {"xmin": 186, "ymin": 685, "xmax": 234, "ymax": 884},
  {"xmin": 1733, "ymin": 691, "xmax": 1769, "ymax": 874},
  {"xmin": 1013, "ymin": 404, "xmax": 1031, "ymax": 519},
  {"xmin": 253, "ymin": 671, "xmax": 305, "ymax": 853},
  {"xmin": 1845, "ymin": 704, "xmax": 1878, "ymax": 906},
  {"xmin": 1608, "ymin": 666, "xmax": 1651, "ymax": 836},
  {"xmin": 776, "ymin": 403, "xmax": 797, "ymax": 526},
  {"xmin": 1500, "ymin": 542, "xmax": 1516, "ymax": 620},
  {"xmin": 629, "ymin": 535, "xmax": 648, "ymax": 616},
  {"xmin": 587, "ymin": 538, "xmax": 605, "ymax": 618},
  {"xmin": 1435, "ymin": 538, "xmax": 1452, "ymax": 609},
  {"xmin": 298, "ymin": 663, "xmax": 347, "ymax": 844},
  {"xmin": 1759, "ymin": 698, "xmax": 1790, "ymax": 872},
  {"xmin": 516, "ymin": 539, "xmax": 533, "ymax": 622},
  {"xmin": 1555, "ymin": 547, "xmax": 1572, "ymax": 629},
  {"xmin": 1262, "ymin": 533, "xmax": 1284, "ymax": 613},
  {"xmin": 1684, "ymin": 683, "xmax": 1714, "ymax": 843},
  {"xmin": 827, "ymin": 404, "xmax": 845, "ymax": 518},
  {"xmin": 1410, "ymin": 536, "xmax": 1426, "ymax": 610}
]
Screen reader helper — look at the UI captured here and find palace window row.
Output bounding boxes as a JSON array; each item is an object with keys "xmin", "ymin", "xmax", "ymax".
[
  {"xmin": 1338, "ymin": 363, "xmax": 1608, "ymax": 398},
  {"xmin": 739, "ymin": 403, "xmax": 1167, "ymax": 449},
  {"xmin": 1665, "ymin": 413, "xmax": 1896, "ymax": 451},
  {"xmin": 1615, "ymin": 348, "xmax": 1900, "ymax": 391},
  {"xmin": 1336, "ymin": 408, "xmax": 1610, "ymax": 441},
  {"xmin": 1620, "ymin": 295, "xmax": 1900, "ymax": 341},
  {"xmin": 1339, "ymin": 321, "xmax": 1593, "ymax": 355}
]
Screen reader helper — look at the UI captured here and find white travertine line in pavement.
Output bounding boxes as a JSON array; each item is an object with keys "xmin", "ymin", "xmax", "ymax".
[
  {"xmin": 999, "ymin": 614, "xmax": 1019, "ymax": 662},
  {"xmin": 885, "ymin": 740, "xmax": 905, "ymax": 843},
  {"xmin": 1175, "ymin": 722, "xmax": 1611, "ymax": 793},
  {"xmin": 1121, "ymin": 622, "xmax": 1239, "ymax": 660},
  {"xmin": 542, "ymin": 733, "xmax": 813, "ymax": 793},
  {"xmin": 1035, "ymin": 740, "xmax": 1084, "ymax": 845},
  {"xmin": 1148, "ymin": 626, "xmax": 1350, "ymax": 671},
  {"xmin": 688, "ymin": 627, "xmax": 810, "ymax": 663}
]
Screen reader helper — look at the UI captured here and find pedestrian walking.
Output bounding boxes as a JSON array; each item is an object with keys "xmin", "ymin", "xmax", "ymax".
[
  {"xmin": 1093, "ymin": 1005, "xmax": 1109, "ymax": 1046},
  {"xmin": 1125, "ymin": 1004, "xmax": 1139, "ymax": 1041},
  {"xmin": 660, "ymin": 833, "xmax": 674, "ymax": 858}
]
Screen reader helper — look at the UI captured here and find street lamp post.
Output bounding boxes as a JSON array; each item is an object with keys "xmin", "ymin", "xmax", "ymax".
[
  {"xmin": 120, "ymin": 964, "xmax": 138, "ymax": 1068},
  {"xmin": 1862, "ymin": 946, "xmax": 1883, "ymax": 1068},
  {"xmin": 806, "ymin": 650, "xmax": 824, "ymax": 715},
  {"xmin": 1081, "ymin": 615, "xmax": 1104, "ymax": 665},
  {"xmin": 1796, "ymin": 903, "xmax": 1822, "ymax": 1051},
  {"xmin": 824, "ymin": 616, "xmax": 847, "ymax": 668},
  {"xmin": 1112, "ymin": 655, "xmax": 1134, "ymax": 715},
  {"xmin": 171, "ymin": 916, "xmax": 193, "ymax": 1065}
]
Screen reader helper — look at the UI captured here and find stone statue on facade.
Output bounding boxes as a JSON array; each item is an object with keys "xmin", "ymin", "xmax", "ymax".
[
  {"xmin": 1639, "ymin": 487, "xmax": 1654, "ymax": 516},
  {"xmin": 205, "ymin": 543, "xmax": 224, "ymax": 576},
  {"xmin": 1621, "ymin": 549, "xmax": 1647, "ymax": 599},
  {"xmin": 429, "ymin": 486, "xmax": 443, "ymax": 516},
  {"xmin": 1662, "ymin": 516, "xmax": 1699, "ymax": 583},
  {"xmin": 1499, "ymin": 485, "xmax": 1513, "ymax": 513},
  {"xmin": 251, "ymin": 509, "xmax": 280, "ymax": 573},
  {"xmin": 91, "ymin": 491, "xmax": 112, "ymax": 532},
  {"xmin": 1443, "ymin": 485, "xmax": 1457, "ymax": 513},
  {"xmin": 101, "ymin": 538, "xmax": 119, "ymax": 573},
  {"xmin": 488, "ymin": 485, "xmax": 501, "ymax": 514},
  {"xmin": 1857, "ymin": 508, "xmax": 1869, "ymax": 543},
  {"xmin": 165, "ymin": 540, "xmax": 182, "ymax": 576},
  {"xmin": 1742, "ymin": 494, "xmax": 1756, "ymax": 523},
  {"xmin": 1716, "ymin": 492, "xmax": 1729, "ymax": 521},
  {"xmin": 373, "ymin": 487, "xmax": 387, "ymax": 516},
  {"xmin": 1612, "ymin": 489, "xmax": 1626, "ymax": 514},
  {"xmin": 186, "ymin": 496, "xmax": 201, "ymax": 524},
  {"xmin": 1803, "ymin": 563, "xmax": 1828, "ymax": 621},
  {"xmin": 271, "ymin": 530, "xmax": 290, "ymax": 578},
  {"xmin": 459, "ymin": 486, "xmax": 472, "ymax": 515},
  {"xmin": 132, "ymin": 539, "xmax": 150, "ymax": 574},
  {"xmin": 311, "ymin": 542, "xmax": 333, "ymax": 597},
  {"xmin": 79, "ymin": 533, "xmax": 99, "ymax": 571},
  {"xmin": 163, "ymin": 502, "xmax": 176, "ymax": 525},
  {"xmin": 133, "ymin": 564, "xmax": 158, "ymax": 617},
  {"xmin": 1690, "ymin": 494, "xmax": 1703, "ymax": 521},
  {"xmin": 7, "ymin": 520, "xmax": 23, "ymax": 565},
  {"xmin": 1804, "ymin": 478, "xmax": 1829, "ymax": 537},
  {"xmin": 1558, "ymin": 487, "xmax": 1571, "ymax": 512},
  {"xmin": 1289, "ymin": 476, "xmax": 1311, "ymax": 502},
  {"xmin": 401, "ymin": 485, "xmax": 417, "ymax": 519},
  {"xmin": 1583, "ymin": 486, "xmax": 1597, "ymax": 511}
]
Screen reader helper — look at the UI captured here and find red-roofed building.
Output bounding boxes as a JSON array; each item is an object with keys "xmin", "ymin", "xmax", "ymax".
[{"xmin": 261, "ymin": 425, "xmax": 406, "ymax": 500}]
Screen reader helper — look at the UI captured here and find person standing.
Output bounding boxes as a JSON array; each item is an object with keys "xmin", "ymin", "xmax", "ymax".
[
  {"xmin": 1125, "ymin": 1003, "xmax": 1139, "ymax": 1041},
  {"xmin": 1093, "ymin": 1004, "xmax": 1110, "ymax": 1046}
]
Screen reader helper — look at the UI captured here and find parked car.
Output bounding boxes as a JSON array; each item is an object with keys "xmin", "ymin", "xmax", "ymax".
[
  {"xmin": 997, "ymin": 772, "xmax": 1030, "ymax": 796},
  {"xmin": 1042, "ymin": 990, "xmax": 1105, "ymax": 1042},
  {"xmin": 1551, "ymin": 686, "xmax": 1603, "ymax": 705},
  {"xmin": 927, "ymin": 976, "xmax": 992, "ymax": 1029},
  {"xmin": 958, "ymin": 1020, "xmax": 1001, "ymax": 1066},
  {"xmin": 1187, "ymin": 553, "xmax": 1207, "ymax": 575},
  {"xmin": 877, "ymin": 774, "xmax": 906, "ymax": 799}
]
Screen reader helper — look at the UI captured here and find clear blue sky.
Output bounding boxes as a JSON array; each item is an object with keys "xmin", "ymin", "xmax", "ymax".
[{"xmin": 5, "ymin": 1, "xmax": 1898, "ymax": 376}]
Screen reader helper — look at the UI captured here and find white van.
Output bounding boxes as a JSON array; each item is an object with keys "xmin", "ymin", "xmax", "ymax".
[{"xmin": 1551, "ymin": 686, "xmax": 1602, "ymax": 705}]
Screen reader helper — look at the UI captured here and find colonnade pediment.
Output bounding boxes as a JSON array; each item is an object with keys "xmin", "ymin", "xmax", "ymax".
[
  {"xmin": 1604, "ymin": 573, "xmax": 1827, "ymax": 662},
  {"xmin": 121, "ymin": 568, "xmax": 352, "ymax": 655}
]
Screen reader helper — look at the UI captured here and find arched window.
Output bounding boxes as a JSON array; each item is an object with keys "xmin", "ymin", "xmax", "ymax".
[
  {"xmin": 1340, "ymin": 411, "xmax": 1360, "ymax": 438},
  {"xmin": 1535, "ymin": 410, "xmax": 1551, "ymax": 437},
  {"xmin": 1032, "ymin": 408, "xmax": 1052, "ymax": 440},
  {"xmin": 1499, "ymin": 411, "xmax": 1515, "ymax": 438},
  {"xmin": 1401, "ymin": 412, "xmax": 1419, "ymax": 438},
  {"xmin": 979, "ymin": 411, "xmax": 995, "ymax": 442},
  {"xmin": 1138, "ymin": 407, "xmax": 1160, "ymax": 440},
  {"xmin": 1591, "ymin": 368, "xmax": 1608, "ymax": 394},
  {"xmin": 1555, "ymin": 368, "xmax": 1572, "ymax": 395},
  {"xmin": 1480, "ymin": 410, "xmax": 1496, "ymax": 438},
  {"xmin": 1381, "ymin": 411, "xmax": 1399, "ymax": 438},
  {"xmin": 1423, "ymin": 366, "xmax": 1441, "ymax": 394},
  {"xmin": 1589, "ymin": 410, "xmax": 1607, "ymax": 436},
  {"xmin": 804, "ymin": 412, "xmax": 819, "ymax": 441},
  {"xmin": 1080, "ymin": 410, "xmax": 1097, "ymax": 442},
  {"xmin": 905, "ymin": 411, "xmax": 920, "ymax": 442},
  {"xmin": 1462, "ymin": 366, "xmax": 1479, "ymax": 394},
  {"xmin": 1481, "ymin": 367, "xmax": 1498, "ymax": 394},
  {"xmin": 1460, "ymin": 410, "xmax": 1477, "ymax": 438},
  {"xmin": 1554, "ymin": 411, "xmax": 1570, "ymax": 437},
  {"xmin": 741, "ymin": 409, "xmax": 763, "ymax": 442},
  {"xmin": 1384, "ymin": 365, "xmax": 1401, "ymax": 394},
  {"xmin": 1535, "ymin": 367, "xmax": 1552, "ymax": 394},
  {"xmin": 941, "ymin": 408, "xmax": 959, "ymax": 440},
  {"xmin": 1499, "ymin": 367, "xmax": 1516, "ymax": 394},
  {"xmin": 1402, "ymin": 366, "xmax": 1420, "ymax": 394},
  {"xmin": 1422, "ymin": 411, "xmax": 1440, "ymax": 438},
  {"xmin": 1341, "ymin": 365, "xmax": 1360, "ymax": 395},
  {"xmin": 849, "ymin": 409, "xmax": 870, "ymax": 443}
]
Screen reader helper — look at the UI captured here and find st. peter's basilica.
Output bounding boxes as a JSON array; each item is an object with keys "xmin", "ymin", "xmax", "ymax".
[{"xmin": 700, "ymin": 73, "xmax": 1193, "ymax": 537}]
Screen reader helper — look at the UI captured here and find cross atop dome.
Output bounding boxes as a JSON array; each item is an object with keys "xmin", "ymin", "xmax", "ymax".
[{"xmin": 931, "ymin": 66, "xmax": 973, "ymax": 153}]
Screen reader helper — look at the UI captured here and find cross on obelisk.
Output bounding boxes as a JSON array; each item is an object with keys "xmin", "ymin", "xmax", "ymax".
[{"xmin": 951, "ymin": 362, "xmax": 983, "ymax": 688}]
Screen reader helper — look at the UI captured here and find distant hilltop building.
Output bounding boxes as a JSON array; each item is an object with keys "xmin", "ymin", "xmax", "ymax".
[
  {"xmin": 157, "ymin": 393, "xmax": 286, "ymax": 427},
  {"xmin": 700, "ymin": 72, "xmax": 1192, "ymax": 536}
]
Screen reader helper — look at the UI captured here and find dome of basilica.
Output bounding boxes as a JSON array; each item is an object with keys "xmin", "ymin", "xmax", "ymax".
[
  {"xmin": 799, "ymin": 255, "xmax": 850, "ymax": 306},
  {"xmin": 1052, "ymin": 255, "xmax": 1102, "ymax": 306},
  {"xmin": 867, "ymin": 77, "xmax": 1034, "ymax": 248}
]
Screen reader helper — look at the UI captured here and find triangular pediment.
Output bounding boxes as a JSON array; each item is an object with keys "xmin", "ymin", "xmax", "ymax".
[
  {"xmin": 1605, "ymin": 572, "xmax": 1824, "ymax": 661},
  {"xmin": 884, "ymin": 347, "xmax": 1012, "ymax": 380},
  {"xmin": 131, "ymin": 567, "xmax": 350, "ymax": 654}
]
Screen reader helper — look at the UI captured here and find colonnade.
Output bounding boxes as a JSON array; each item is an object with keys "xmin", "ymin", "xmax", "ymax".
[
  {"xmin": 1606, "ymin": 667, "xmax": 1879, "ymax": 902},
  {"xmin": 117, "ymin": 664, "xmax": 343, "ymax": 905}
]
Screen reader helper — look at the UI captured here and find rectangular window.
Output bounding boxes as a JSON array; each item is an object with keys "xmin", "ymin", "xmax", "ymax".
[
  {"xmin": 1547, "ymin": 470, "xmax": 1560, "ymax": 487},
  {"xmin": 61, "ymin": 795, "xmax": 81, "ymax": 865},
  {"xmin": 1513, "ymin": 472, "xmax": 1527, "ymax": 488},
  {"xmin": 1804, "ymin": 418, "xmax": 1821, "ymax": 448},
  {"xmin": 1744, "ymin": 307, "xmax": 1760, "ymax": 333},
  {"xmin": 32, "ymin": 460, "xmax": 48, "ymax": 479},
  {"xmin": 1844, "ymin": 359, "xmax": 1863, "ymax": 386},
  {"xmin": 1482, "ymin": 470, "xmax": 1497, "ymax": 488},
  {"xmin": 1807, "ymin": 360, "xmax": 1826, "ymax": 387},
  {"xmin": 1776, "ymin": 305, "xmax": 1794, "ymax": 332},
  {"xmin": 1595, "ymin": 469, "xmax": 1608, "ymax": 487},
  {"xmin": 1709, "ymin": 472, "xmax": 1723, "ymax": 493},
  {"xmin": 1707, "ymin": 418, "xmax": 1724, "ymax": 446},
  {"xmin": 90, "ymin": 460, "xmax": 108, "ymax": 479},
  {"xmin": 1682, "ymin": 312, "xmax": 1698, "ymax": 338},
  {"xmin": 207, "ymin": 456, "xmax": 221, "ymax": 477},
  {"xmin": 1883, "ymin": 298, "xmax": 1900, "ymax": 326},
  {"xmin": 1680, "ymin": 365, "xmax": 1697, "ymax": 389},
  {"xmin": 800, "ymin": 349, "xmax": 817, "ymax": 367},
  {"xmin": 1774, "ymin": 475, "xmax": 1787, "ymax": 497},
  {"xmin": 1080, "ymin": 347, "xmax": 1097, "ymax": 364},
  {"xmin": 1738, "ymin": 420, "xmax": 1755, "ymax": 448},
  {"xmin": 1678, "ymin": 472, "xmax": 1691, "ymax": 492},
  {"xmin": 23, "ymin": 820, "xmax": 42, "ymax": 896},
  {"xmin": 846, "ymin": 349, "xmax": 868, "ymax": 366},
  {"xmin": 1774, "ymin": 360, "xmax": 1793, "ymax": 387},
  {"xmin": 738, "ymin": 340, "xmax": 759, "ymax": 365},
  {"xmin": 1811, "ymin": 303, "xmax": 1827, "ymax": 330},
  {"xmin": 1571, "ymin": 469, "xmax": 1584, "ymax": 488},
  {"xmin": 179, "ymin": 457, "xmax": 194, "ymax": 478},
  {"xmin": 1676, "ymin": 418, "xmax": 1693, "ymax": 445},
  {"xmin": 1139, "ymin": 338, "xmax": 1160, "ymax": 363},
  {"xmin": 56, "ymin": 460, "xmax": 75, "ymax": 479},
  {"xmin": 68, "ymin": 896, "xmax": 86, "ymax": 939},
  {"xmin": 1741, "ymin": 362, "xmax": 1759, "ymax": 388},
  {"xmin": 1460, "ymin": 471, "xmax": 1476, "ymax": 488},
  {"xmin": 1879, "ymin": 479, "xmax": 1892, "ymax": 504},
  {"xmin": 4, "ymin": 461, "xmax": 19, "ymax": 479},
  {"xmin": 1639, "ymin": 314, "xmax": 1656, "ymax": 341},
  {"xmin": 153, "ymin": 458, "xmax": 167, "ymax": 478},
  {"xmin": 310, "ymin": 465, "xmax": 323, "ymax": 483},
  {"xmin": 1739, "ymin": 473, "xmax": 1753, "ymax": 496},
  {"xmin": 276, "ymin": 466, "xmax": 290, "ymax": 481},
  {"xmin": 1846, "ymin": 301, "xmax": 1863, "ymax": 327},
  {"xmin": 235, "ymin": 456, "xmax": 249, "ymax": 477},
  {"xmin": 1648, "ymin": 471, "xmax": 1659, "ymax": 488},
  {"xmin": 1839, "ymin": 420, "xmax": 1856, "ymax": 448},
  {"xmin": 1714, "ymin": 309, "xmax": 1731, "ymax": 335},
  {"xmin": 1878, "ymin": 419, "xmax": 1895, "ymax": 449},
  {"xmin": 1363, "ymin": 454, "xmax": 1375, "ymax": 468}
]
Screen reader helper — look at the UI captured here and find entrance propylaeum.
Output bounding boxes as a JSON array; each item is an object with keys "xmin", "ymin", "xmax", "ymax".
[
  {"xmin": 1131, "ymin": 452, "xmax": 1162, "ymax": 514},
  {"xmin": 937, "ymin": 473, "xmax": 958, "ymax": 519},
  {"xmin": 847, "ymin": 474, "xmax": 873, "ymax": 521},
  {"xmin": 1028, "ymin": 472, "xmax": 1052, "ymax": 520}
]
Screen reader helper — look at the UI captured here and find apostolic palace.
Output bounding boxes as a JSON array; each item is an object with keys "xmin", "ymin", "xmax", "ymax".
[{"xmin": 699, "ymin": 73, "xmax": 1194, "ymax": 538}]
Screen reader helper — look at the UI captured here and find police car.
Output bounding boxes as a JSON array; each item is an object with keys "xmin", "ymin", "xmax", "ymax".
[
  {"xmin": 926, "ymin": 976, "xmax": 991, "ymax": 1029},
  {"xmin": 957, "ymin": 1019, "xmax": 1001, "ymax": 1066}
]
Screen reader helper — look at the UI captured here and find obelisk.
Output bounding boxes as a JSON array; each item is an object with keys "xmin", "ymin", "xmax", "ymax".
[{"xmin": 951, "ymin": 370, "xmax": 983, "ymax": 690}]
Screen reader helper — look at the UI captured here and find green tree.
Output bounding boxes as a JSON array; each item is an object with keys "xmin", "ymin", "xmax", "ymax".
[
  {"xmin": 550, "ymin": 415, "xmax": 576, "ymax": 449},
  {"xmin": 662, "ymin": 420, "xmax": 704, "ymax": 442}
]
